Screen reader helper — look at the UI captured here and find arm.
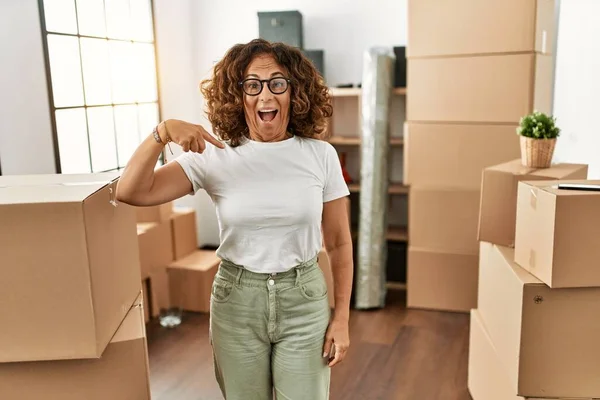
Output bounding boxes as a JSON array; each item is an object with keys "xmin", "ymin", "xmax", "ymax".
[
  {"xmin": 116, "ymin": 119, "xmax": 224, "ymax": 206},
  {"xmin": 321, "ymin": 196, "xmax": 353, "ymax": 367}
]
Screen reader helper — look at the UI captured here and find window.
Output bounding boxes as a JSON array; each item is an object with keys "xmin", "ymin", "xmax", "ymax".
[{"xmin": 39, "ymin": 0, "xmax": 161, "ymax": 174}]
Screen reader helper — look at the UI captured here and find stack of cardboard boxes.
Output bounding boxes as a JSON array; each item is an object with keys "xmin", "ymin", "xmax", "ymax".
[
  {"xmin": 136, "ymin": 202, "xmax": 221, "ymax": 316},
  {"xmin": 0, "ymin": 173, "xmax": 151, "ymax": 399},
  {"xmin": 405, "ymin": 0, "xmax": 555, "ymax": 312},
  {"xmin": 469, "ymin": 160, "xmax": 600, "ymax": 399}
]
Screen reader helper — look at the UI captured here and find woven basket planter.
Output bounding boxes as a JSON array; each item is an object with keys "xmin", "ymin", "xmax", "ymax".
[{"xmin": 520, "ymin": 136, "xmax": 556, "ymax": 168}]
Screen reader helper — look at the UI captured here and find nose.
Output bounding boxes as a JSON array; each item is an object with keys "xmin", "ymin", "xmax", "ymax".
[{"xmin": 258, "ymin": 82, "xmax": 274, "ymax": 102}]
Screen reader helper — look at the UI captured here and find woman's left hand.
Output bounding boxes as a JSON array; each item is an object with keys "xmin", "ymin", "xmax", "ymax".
[{"xmin": 323, "ymin": 317, "xmax": 350, "ymax": 367}]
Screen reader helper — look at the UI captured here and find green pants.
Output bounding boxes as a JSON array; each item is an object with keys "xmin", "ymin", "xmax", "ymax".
[{"xmin": 209, "ymin": 256, "xmax": 331, "ymax": 400}]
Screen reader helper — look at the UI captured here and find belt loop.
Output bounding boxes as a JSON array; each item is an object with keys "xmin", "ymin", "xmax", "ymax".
[
  {"xmin": 295, "ymin": 268, "xmax": 301, "ymax": 286},
  {"xmin": 235, "ymin": 267, "xmax": 243, "ymax": 286}
]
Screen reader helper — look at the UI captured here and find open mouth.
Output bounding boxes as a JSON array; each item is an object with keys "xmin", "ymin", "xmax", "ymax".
[{"xmin": 258, "ymin": 109, "xmax": 278, "ymax": 122}]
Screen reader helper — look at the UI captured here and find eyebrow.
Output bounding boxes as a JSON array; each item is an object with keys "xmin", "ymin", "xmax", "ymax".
[{"xmin": 246, "ymin": 72, "xmax": 285, "ymax": 79}]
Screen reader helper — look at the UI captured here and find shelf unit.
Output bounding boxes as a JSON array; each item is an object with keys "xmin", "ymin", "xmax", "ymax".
[{"xmin": 327, "ymin": 86, "xmax": 408, "ymax": 244}]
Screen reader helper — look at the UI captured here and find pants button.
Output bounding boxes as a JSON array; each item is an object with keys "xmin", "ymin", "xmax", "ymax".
[{"xmin": 268, "ymin": 279, "xmax": 275, "ymax": 286}]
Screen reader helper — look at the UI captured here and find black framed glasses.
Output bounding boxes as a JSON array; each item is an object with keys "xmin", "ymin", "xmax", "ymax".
[{"xmin": 239, "ymin": 77, "xmax": 291, "ymax": 96}]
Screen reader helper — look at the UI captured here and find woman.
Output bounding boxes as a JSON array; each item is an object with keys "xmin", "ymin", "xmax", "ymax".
[{"xmin": 116, "ymin": 38, "xmax": 353, "ymax": 399}]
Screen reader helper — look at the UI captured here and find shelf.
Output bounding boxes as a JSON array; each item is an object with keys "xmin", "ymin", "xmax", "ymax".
[
  {"xmin": 387, "ymin": 226, "xmax": 408, "ymax": 242},
  {"xmin": 328, "ymin": 136, "xmax": 404, "ymax": 146},
  {"xmin": 347, "ymin": 183, "xmax": 409, "ymax": 195},
  {"xmin": 350, "ymin": 226, "xmax": 408, "ymax": 243},
  {"xmin": 329, "ymin": 87, "xmax": 407, "ymax": 97}
]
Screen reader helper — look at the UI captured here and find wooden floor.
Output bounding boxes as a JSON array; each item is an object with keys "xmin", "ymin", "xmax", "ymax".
[{"xmin": 147, "ymin": 290, "xmax": 472, "ymax": 400}]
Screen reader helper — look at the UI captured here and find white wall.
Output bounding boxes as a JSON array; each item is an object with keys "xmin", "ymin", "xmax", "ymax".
[
  {"xmin": 553, "ymin": 0, "xmax": 600, "ymax": 179},
  {"xmin": 0, "ymin": 0, "xmax": 56, "ymax": 175},
  {"xmin": 193, "ymin": 0, "xmax": 407, "ymax": 89},
  {"xmin": 153, "ymin": 0, "xmax": 220, "ymax": 246}
]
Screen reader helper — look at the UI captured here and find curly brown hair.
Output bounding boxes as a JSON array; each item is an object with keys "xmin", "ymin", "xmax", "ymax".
[{"xmin": 200, "ymin": 39, "xmax": 333, "ymax": 147}]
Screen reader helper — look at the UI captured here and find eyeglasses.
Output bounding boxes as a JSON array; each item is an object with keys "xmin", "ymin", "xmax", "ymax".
[{"xmin": 239, "ymin": 77, "xmax": 291, "ymax": 96}]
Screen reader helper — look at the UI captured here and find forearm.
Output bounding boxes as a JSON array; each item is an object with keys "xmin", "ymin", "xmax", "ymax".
[
  {"xmin": 327, "ymin": 241, "xmax": 353, "ymax": 321},
  {"xmin": 116, "ymin": 132, "xmax": 165, "ymax": 204}
]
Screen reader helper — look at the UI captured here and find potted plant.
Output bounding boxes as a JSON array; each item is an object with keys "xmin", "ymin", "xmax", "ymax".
[{"xmin": 517, "ymin": 110, "xmax": 561, "ymax": 168}]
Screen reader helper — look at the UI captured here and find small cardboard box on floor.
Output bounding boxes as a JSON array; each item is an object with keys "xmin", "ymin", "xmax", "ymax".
[
  {"xmin": 514, "ymin": 179, "xmax": 600, "ymax": 288},
  {"xmin": 0, "ymin": 173, "xmax": 141, "ymax": 363},
  {"xmin": 478, "ymin": 160, "xmax": 587, "ymax": 247},
  {"xmin": 408, "ymin": 0, "xmax": 555, "ymax": 58},
  {"xmin": 407, "ymin": 247, "xmax": 478, "ymax": 312},
  {"xmin": 137, "ymin": 220, "xmax": 174, "ymax": 279},
  {"xmin": 403, "ymin": 123, "xmax": 520, "ymax": 189},
  {"xmin": 0, "ymin": 292, "xmax": 151, "ymax": 400},
  {"xmin": 169, "ymin": 250, "xmax": 221, "ymax": 313},
  {"xmin": 476, "ymin": 242, "xmax": 600, "ymax": 398}
]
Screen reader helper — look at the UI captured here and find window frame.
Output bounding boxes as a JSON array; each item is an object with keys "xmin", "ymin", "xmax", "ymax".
[{"xmin": 37, "ymin": 0, "xmax": 163, "ymax": 174}]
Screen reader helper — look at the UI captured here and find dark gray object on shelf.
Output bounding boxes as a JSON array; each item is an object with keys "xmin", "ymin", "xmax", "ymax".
[
  {"xmin": 258, "ymin": 10, "xmax": 304, "ymax": 48},
  {"xmin": 302, "ymin": 49, "xmax": 324, "ymax": 79}
]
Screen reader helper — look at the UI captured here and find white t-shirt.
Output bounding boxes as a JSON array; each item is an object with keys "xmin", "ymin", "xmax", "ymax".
[{"xmin": 174, "ymin": 135, "xmax": 350, "ymax": 273}]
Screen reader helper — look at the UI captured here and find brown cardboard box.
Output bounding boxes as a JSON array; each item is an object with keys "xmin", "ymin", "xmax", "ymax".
[
  {"xmin": 0, "ymin": 175, "xmax": 141, "ymax": 362},
  {"xmin": 407, "ymin": 53, "xmax": 553, "ymax": 123},
  {"xmin": 136, "ymin": 202, "xmax": 172, "ymax": 223},
  {"xmin": 168, "ymin": 250, "xmax": 221, "ymax": 313},
  {"xmin": 408, "ymin": 0, "xmax": 555, "ymax": 58},
  {"xmin": 0, "ymin": 292, "xmax": 151, "ymax": 400},
  {"xmin": 477, "ymin": 242, "xmax": 600, "ymax": 398},
  {"xmin": 404, "ymin": 123, "xmax": 520, "ymax": 189},
  {"xmin": 170, "ymin": 207, "xmax": 198, "ymax": 260},
  {"xmin": 317, "ymin": 248, "xmax": 335, "ymax": 309},
  {"xmin": 142, "ymin": 279, "xmax": 151, "ymax": 324},
  {"xmin": 468, "ymin": 309, "xmax": 520, "ymax": 400},
  {"xmin": 479, "ymin": 160, "xmax": 588, "ymax": 247},
  {"xmin": 409, "ymin": 187, "xmax": 480, "ymax": 254},
  {"xmin": 148, "ymin": 268, "xmax": 171, "ymax": 318},
  {"xmin": 515, "ymin": 180, "xmax": 600, "ymax": 288},
  {"xmin": 137, "ymin": 221, "xmax": 174, "ymax": 278},
  {"xmin": 407, "ymin": 247, "xmax": 478, "ymax": 312}
]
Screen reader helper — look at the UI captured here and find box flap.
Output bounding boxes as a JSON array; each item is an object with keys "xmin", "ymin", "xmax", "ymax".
[
  {"xmin": 0, "ymin": 183, "xmax": 110, "ymax": 205},
  {"xmin": 0, "ymin": 172, "xmax": 120, "ymax": 187},
  {"xmin": 0, "ymin": 173, "xmax": 120, "ymax": 205},
  {"xmin": 111, "ymin": 292, "xmax": 145, "ymax": 344},
  {"xmin": 169, "ymin": 250, "xmax": 220, "ymax": 272},
  {"xmin": 523, "ymin": 179, "xmax": 600, "ymax": 197},
  {"xmin": 530, "ymin": 164, "xmax": 588, "ymax": 179}
]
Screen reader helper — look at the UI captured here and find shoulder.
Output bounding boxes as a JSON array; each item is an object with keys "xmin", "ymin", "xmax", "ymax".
[{"xmin": 296, "ymin": 137, "xmax": 336, "ymax": 158}]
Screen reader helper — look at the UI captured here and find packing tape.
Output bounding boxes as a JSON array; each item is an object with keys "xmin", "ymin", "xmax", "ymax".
[
  {"xmin": 529, "ymin": 249, "xmax": 536, "ymax": 269},
  {"xmin": 542, "ymin": 30, "xmax": 547, "ymax": 54},
  {"xmin": 529, "ymin": 188, "xmax": 538, "ymax": 209}
]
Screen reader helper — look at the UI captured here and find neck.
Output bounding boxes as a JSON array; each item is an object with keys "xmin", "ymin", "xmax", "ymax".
[{"xmin": 249, "ymin": 130, "xmax": 291, "ymax": 143}]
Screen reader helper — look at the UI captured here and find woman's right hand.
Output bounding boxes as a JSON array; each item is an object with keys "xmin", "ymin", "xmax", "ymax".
[{"xmin": 159, "ymin": 119, "xmax": 225, "ymax": 152}]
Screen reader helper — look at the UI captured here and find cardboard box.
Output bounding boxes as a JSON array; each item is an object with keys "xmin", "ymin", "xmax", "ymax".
[
  {"xmin": 0, "ymin": 174, "xmax": 141, "ymax": 362},
  {"xmin": 407, "ymin": 53, "xmax": 553, "ymax": 123},
  {"xmin": 148, "ymin": 268, "xmax": 171, "ymax": 318},
  {"xmin": 515, "ymin": 180, "xmax": 600, "ymax": 288},
  {"xmin": 479, "ymin": 160, "xmax": 588, "ymax": 247},
  {"xmin": 142, "ymin": 279, "xmax": 151, "ymax": 324},
  {"xmin": 407, "ymin": 247, "xmax": 478, "ymax": 312},
  {"xmin": 136, "ymin": 202, "xmax": 172, "ymax": 223},
  {"xmin": 137, "ymin": 221, "xmax": 174, "ymax": 278},
  {"xmin": 478, "ymin": 242, "xmax": 600, "ymax": 398},
  {"xmin": 317, "ymin": 248, "xmax": 335, "ymax": 309},
  {"xmin": 168, "ymin": 250, "xmax": 221, "ymax": 313},
  {"xmin": 170, "ymin": 207, "xmax": 198, "ymax": 260},
  {"xmin": 0, "ymin": 292, "xmax": 151, "ymax": 400},
  {"xmin": 408, "ymin": 0, "xmax": 555, "ymax": 58},
  {"xmin": 404, "ymin": 123, "xmax": 520, "ymax": 189},
  {"xmin": 409, "ymin": 187, "xmax": 480, "ymax": 254}
]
